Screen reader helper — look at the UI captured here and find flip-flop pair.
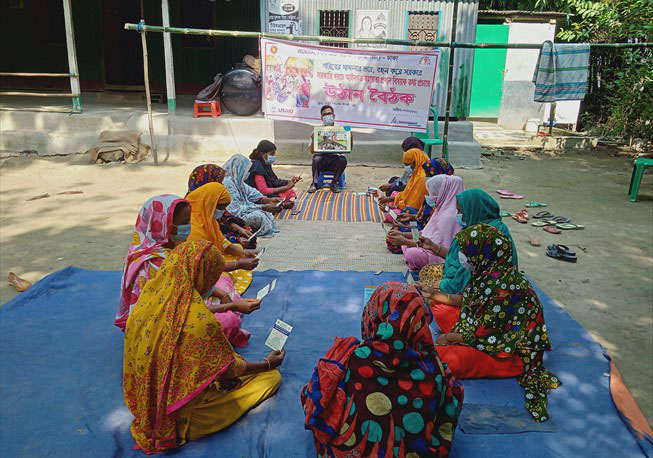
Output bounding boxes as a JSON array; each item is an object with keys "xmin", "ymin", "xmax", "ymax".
[
  {"xmin": 556, "ymin": 223, "xmax": 585, "ymax": 230},
  {"xmin": 546, "ymin": 244, "xmax": 577, "ymax": 263},
  {"xmin": 496, "ymin": 189, "xmax": 523, "ymax": 199},
  {"xmin": 525, "ymin": 201, "xmax": 547, "ymax": 207},
  {"xmin": 511, "ymin": 210, "xmax": 529, "ymax": 224}
]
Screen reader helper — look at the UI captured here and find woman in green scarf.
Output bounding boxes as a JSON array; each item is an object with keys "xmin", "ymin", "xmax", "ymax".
[{"xmin": 416, "ymin": 189, "xmax": 518, "ymax": 332}]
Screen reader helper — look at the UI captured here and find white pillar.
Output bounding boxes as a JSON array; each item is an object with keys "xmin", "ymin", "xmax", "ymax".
[
  {"xmin": 62, "ymin": 0, "xmax": 81, "ymax": 112},
  {"xmin": 161, "ymin": 0, "xmax": 176, "ymax": 113}
]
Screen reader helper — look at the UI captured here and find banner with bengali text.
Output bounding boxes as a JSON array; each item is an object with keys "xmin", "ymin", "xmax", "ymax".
[{"xmin": 261, "ymin": 38, "xmax": 440, "ymax": 132}]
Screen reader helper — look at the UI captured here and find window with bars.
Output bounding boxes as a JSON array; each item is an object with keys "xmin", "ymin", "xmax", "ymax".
[
  {"xmin": 319, "ymin": 10, "xmax": 350, "ymax": 48},
  {"xmin": 407, "ymin": 11, "xmax": 439, "ymax": 48},
  {"xmin": 179, "ymin": 1, "xmax": 216, "ymax": 48}
]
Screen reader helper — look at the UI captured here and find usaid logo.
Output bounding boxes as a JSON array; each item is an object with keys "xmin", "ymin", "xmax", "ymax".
[{"xmin": 282, "ymin": 3, "xmax": 296, "ymax": 13}]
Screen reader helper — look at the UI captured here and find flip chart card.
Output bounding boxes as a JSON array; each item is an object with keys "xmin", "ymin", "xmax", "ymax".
[{"xmin": 265, "ymin": 319, "xmax": 293, "ymax": 351}]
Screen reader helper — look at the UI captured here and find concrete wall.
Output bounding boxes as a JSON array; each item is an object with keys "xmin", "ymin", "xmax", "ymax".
[{"xmin": 497, "ymin": 22, "xmax": 582, "ymax": 131}]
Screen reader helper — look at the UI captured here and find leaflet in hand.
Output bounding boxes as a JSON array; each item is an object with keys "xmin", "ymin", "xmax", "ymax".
[
  {"xmin": 256, "ymin": 278, "xmax": 277, "ymax": 299},
  {"xmin": 385, "ymin": 206, "xmax": 399, "ymax": 222},
  {"xmin": 410, "ymin": 221, "xmax": 420, "ymax": 242},
  {"xmin": 247, "ymin": 227, "xmax": 263, "ymax": 241},
  {"xmin": 404, "ymin": 267, "xmax": 416, "ymax": 285},
  {"xmin": 255, "ymin": 247, "xmax": 266, "ymax": 259},
  {"xmin": 364, "ymin": 285, "xmax": 376, "ymax": 306},
  {"xmin": 265, "ymin": 319, "xmax": 293, "ymax": 351}
]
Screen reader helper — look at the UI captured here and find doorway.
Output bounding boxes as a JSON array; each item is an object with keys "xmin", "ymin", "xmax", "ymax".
[
  {"xmin": 469, "ymin": 24, "xmax": 509, "ymax": 119},
  {"xmin": 102, "ymin": 0, "xmax": 144, "ymax": 88}
]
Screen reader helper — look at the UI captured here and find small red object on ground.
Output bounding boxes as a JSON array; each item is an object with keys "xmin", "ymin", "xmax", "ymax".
[{"xmin": 194, "ymin": 100, "xmax": 221, "ymax": 118}]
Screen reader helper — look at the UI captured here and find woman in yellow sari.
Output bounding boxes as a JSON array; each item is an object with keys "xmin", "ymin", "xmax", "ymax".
[
  {"xmin": 378, "ymin": 148, "xmax": 429, "ymax": 211},
  {"xmin": 186, "ymin": 182, "xmax": 258, "ymax": 294},
  {"xmin": 123, "ymin": 240, "xmax": 285, "ymax": 454}
]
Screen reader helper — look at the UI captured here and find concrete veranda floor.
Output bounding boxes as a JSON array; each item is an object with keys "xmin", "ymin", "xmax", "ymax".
[{"xmin": 0, "ymin": 147, "xmax": 651, "ymax": 427}]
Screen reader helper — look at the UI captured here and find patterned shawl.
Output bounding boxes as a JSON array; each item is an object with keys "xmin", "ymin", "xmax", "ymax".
[
  {"xmin": 301, "ymin": 282, "xmax": 464, "ymax": 457},
  {"xmin": 186, "ymin": 182, "xmax": 232, "ymax": 252},
  {"xmin": 394, "ymin": 149, "xmax": 429, "ymax": 210},
  {"xmin": 116, "ymin": 194, "xmax": 187, "ymax": 331},
  {"xmin": 453, "ymin": 224, "xmax": 560, "ymax": 422},
  {"xmin": 422, "ymin": 158, "xmax": 455, "ymax": 177},
  {"xmin": 187, "ymin": 164, "xmax": 226, "ymax": 193},
  {"xmin": 421, "ymin": 176, "xmax": 465, "ymax": 263},
  {"xmin": 123, "ymin": 241, "xmax": 246, "ymax": 453}
]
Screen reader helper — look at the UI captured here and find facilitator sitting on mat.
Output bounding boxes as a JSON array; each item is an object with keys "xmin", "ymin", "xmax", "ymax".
[
  {"xmin": 418, "ymin": 224, "xmax": 560, "ymax": 422},
  {"xmin": 115, "ymin": 194, "xmax": 257, "ymax": 347},
  {"xmin": 386, "ymin": 175, "xmax": 465, "ymax": 268},
  {"xmin": 246, "ymin": 139, "xmax": 299, "ymax": 207},
  {"xmin": 123, "ymin": 240, "xmax": 285, "ymax": 454},
  {"xmin": 301, "ymin": 282, "xmax": 464, "ymax": 458}
]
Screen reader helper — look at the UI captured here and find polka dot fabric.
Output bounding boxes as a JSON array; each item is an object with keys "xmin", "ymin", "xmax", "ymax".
[
  {"xmin": 301, "ymin": 282, "xmax": 463, "ymax": 457},
  {"xmin": 453, "ymin": 224, "xmax": 560, "ymax": 422}
]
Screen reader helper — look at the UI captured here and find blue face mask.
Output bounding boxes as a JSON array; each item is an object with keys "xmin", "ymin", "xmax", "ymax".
[
  {"xmin": 170, "ymin": 223, "xmax": 191, "ymax": 243},
  {"xmin": 456, "ymin": 214, "xmax": 466, "ymax": 228},
  {"xmin": 214, "ymin": 208, "xmax": 225, "ymax": 220},
  {"xmin": 425, "ymin": 196, "xmax": 436, "ymax": 208},
  {"xmin": 265, "ymin": 155, "xmax": 276, "ymax": 165},
  {"xmin": 404, "ymin": 164, "xmax": 413, "ymax": 173},
  {"xmin": 322, "ymin": 114, "xmax": 334, "ymax": 126}
]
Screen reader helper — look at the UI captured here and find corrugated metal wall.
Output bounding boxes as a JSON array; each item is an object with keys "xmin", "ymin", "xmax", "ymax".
[{"xmin": 261, "ymin": 0, "xmax": 478, "ymax": 117}]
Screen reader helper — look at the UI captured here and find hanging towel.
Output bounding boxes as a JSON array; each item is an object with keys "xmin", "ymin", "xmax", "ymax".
[{"xmin": 532, "ymin": 40, "xmax": 590, "ymax": 102}]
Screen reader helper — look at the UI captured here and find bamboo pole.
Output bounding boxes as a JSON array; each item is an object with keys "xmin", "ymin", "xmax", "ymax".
[
  {"xmin": 161, "ymin": 0, "xmax": 175, "ymax": 164},
  {"xmin": 138, "ymin": 19, "xmax": 158, "ymax": 165},
  {"xmin": 62, "ymin": 0, "xmax": 81, "ymax": 113},
  {"xmin": 0, "ymin": 72, "xmax": 74, "ymax": 77},
  {"xmin": 122, "ymin": 23, "xmax": 653, "ymax": 49},
  {"xmin": 0, "ymin": 91, "xmax": 75, "ymax": 97}
]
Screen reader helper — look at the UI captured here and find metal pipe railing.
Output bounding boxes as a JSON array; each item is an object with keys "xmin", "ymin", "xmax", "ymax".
[{"xmin": 0, "ymin": 72, "xmax": 77, "ymax": 78}]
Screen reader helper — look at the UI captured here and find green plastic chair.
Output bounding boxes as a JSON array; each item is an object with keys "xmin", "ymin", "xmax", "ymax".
[
  {"xmin": 628, "ymin": 157, "xmax": 653, "ymax": 202},
  {"xmin": 411, "ymin": 106, "xmax": 443, "ymax": 159}
]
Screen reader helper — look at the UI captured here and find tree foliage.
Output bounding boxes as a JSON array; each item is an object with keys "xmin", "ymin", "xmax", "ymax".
[{"xmin": 479, "ymin": 0, "xmax": 653, "ymax": 143}]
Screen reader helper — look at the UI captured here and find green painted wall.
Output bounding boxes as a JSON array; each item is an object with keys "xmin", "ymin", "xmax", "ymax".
[{"xmin": 469, "ymin": 24, "xmax": 509, "ymax": 118}]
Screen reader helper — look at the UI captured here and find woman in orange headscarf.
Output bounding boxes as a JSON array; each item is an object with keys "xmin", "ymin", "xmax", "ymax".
[
  {"xmin": 123, "ymin": 241, "xmax": 284, "ymax": 454},
  {"xmin": 186, "ymin": 182, "xmax": 258, "ymax": 294},
  {"xmin": 378, "ymin": 148, "xmax": 429, "ymax": 211}
]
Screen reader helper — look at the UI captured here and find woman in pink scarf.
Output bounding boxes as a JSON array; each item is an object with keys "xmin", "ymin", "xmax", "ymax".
[
  {"xmin": 387, "ymin": 175, "xmax": 465, "ymax": 270},
  {"xmin": 115, "ymin": 194, "xmax": 251, "ymax": 347}
]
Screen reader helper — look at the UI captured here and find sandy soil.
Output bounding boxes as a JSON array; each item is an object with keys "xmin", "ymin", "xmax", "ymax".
[{"xmin": 1, "ymin": 148, "xmax": 651, "ymax": 425}]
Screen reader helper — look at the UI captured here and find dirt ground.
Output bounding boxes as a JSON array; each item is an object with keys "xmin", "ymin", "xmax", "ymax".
[{"xmin": 1, "ymin": 148, "xmax": 651, "ymax": 426}]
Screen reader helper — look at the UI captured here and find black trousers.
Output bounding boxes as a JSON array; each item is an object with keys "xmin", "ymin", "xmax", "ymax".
[{"xmin": 312, "ymin": 153, "xmax": 347, "ymax": 184}]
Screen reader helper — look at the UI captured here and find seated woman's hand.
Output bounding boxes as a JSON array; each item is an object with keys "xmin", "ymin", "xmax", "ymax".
[
  {"xmin": 415, "ymin": 282, "xmax": 439, "ymax": 300},
  {"xmin": 237, "ymin": 257, "xmax": 259, "ymax": 271},
  {"xmin": 265, "ymin": 349, "xmax": 286, "ymax": 369},
  {"xmin": 435, "ymin": 334, "xmax": 449, "ymax": 346},
  {"xmin": 417, "ymin": 235, "xmax": 437, "ymax": 252},
  {"xmin": 378, "ymin": 196, "xmax": 392, "ymax": 206},
  {"xmin": 238, "ymin": 227, "xmax": 253, "ymax": 238},
  {"xmin": 212, "ymin": 287, "xmax": 231, "ymax": 304},
  {"xmin": 243, "ymin": 249, "xmax": 258, "ymax": 258},
  {"xmin": 262, "ymin": 204, "xmax": 283, "ymax": 214},
  {"xmin": 292, "ymin": 175, "xmax": 302, "ymax": 183},
  {"xmin": 378, "ymin": 183, "xmax": 391, "ymax": 192},
  {"xmin": 386, "ymin": 233, "xmax": 407, "ymax": 246},
  {"xmin": 232, "ymin": 298, "xmax": 261, "ymax": 314}
]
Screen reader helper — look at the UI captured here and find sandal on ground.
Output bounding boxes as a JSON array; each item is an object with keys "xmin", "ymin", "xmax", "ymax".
[
  {"xmin": 552, "ymin": 216, "xmax": 571, "ymax": 223},
  {"xmin": 543, "ymin": 226, "xmax": 562, "ymax": 234},
  {"xmin": 7, "ymin": 272, "xmax": 32, "ymax": 292},
  {"xmin": 547, "ymin": 244, "xmax": 576, "ymax": 256},
  {"xmin": 556, "ymin": 223, "xmax": 585, "ymax": 230},
  {"xmin": 533, "ymin": 211, "xmax": 555, "ymax": 219},
  {"xmin": 525, "ymin": 201, "xmax": 547, "ymax": 207},
  {"xmin": 499, "ymin": 211, "xmax": 512, "ymax": 217},
  {"xmin": 500, "ymin": 192, "xmax": 524, "ymax": 199},
  {"xmin": 528, "ymin": 236, "xmax": 541, "ymax": 247},
  {"xmin": 532, "ymin": 220, "xmax": 555, "ymax": 227},
  {"xmin": 546, "ymin": 244, "xmax": 577, "ymax": 262},
  {"xmin": 511, "ymin": 210, "xmax": 529, "ymax": 223}
]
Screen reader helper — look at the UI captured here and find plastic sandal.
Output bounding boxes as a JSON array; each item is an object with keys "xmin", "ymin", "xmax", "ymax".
[
  {"xmin": 543, "ymin": 226, "xmax": 562, "ymax": 234},
  {"xmin": 499, "ymin": 211, "xmax": 512, "ymax": 217},
  {"xmin": 546, "ymin": 244, "xmax": 577, "ymax": 262},
  {"xmin": 552, "ymin": 216, "xmax": 571, "ymax": 223},
  {"xmin": 533, "ymin": 211, "xmax": 555, "ymax": 219},
  {"xmin": 532, "ymin": 220, "xmax": 555, "ymax": 227},
  {"xmin": 525, "ymin": 201, "xmax": 547, "ymax": 207},
  {"xmin": 528, "ymin": 235, "xmax": 541, "ymax": 247},
  {"xmin": 556, "ymin": 223, "xmax": 585, "ymax": 230},
  {"xmin": 500, "ymin": 193, "xmax": 524, "ymax": 199},
  {"xmin": 511, "ymin": 210, "xmax": 529, "ymax": 223},
  {"xmin": 548, "ymin": 244, "xmax": 576, "ymax": 256}
]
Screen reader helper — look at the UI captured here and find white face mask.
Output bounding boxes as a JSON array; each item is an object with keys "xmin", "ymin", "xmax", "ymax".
[
  {"xmin": 458, "ymin": 252, "xmax": 473, "ymax": 271},
  {"xmin": 214, "ymin": 208, "xmax": 225, "ymax": 220}
]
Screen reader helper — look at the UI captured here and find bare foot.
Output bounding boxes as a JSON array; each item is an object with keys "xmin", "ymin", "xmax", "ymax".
[{"xmin": 8, "ymin": 272, "xmax": 32, "ymax": 292}]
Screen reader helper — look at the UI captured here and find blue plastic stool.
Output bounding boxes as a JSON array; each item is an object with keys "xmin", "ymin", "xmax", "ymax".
[
  {"xmin": 317, "ymin": 171, "xmax": 346, "ymax": 189},
  {"xmin": 629, "ymin": 157, "xmax": 653, "ymax": 202}
]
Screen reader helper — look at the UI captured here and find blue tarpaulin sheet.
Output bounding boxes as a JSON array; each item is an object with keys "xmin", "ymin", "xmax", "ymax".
[{"xmin": 1, "ymin": 267, "xmax": 650, "ymax": 457}]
